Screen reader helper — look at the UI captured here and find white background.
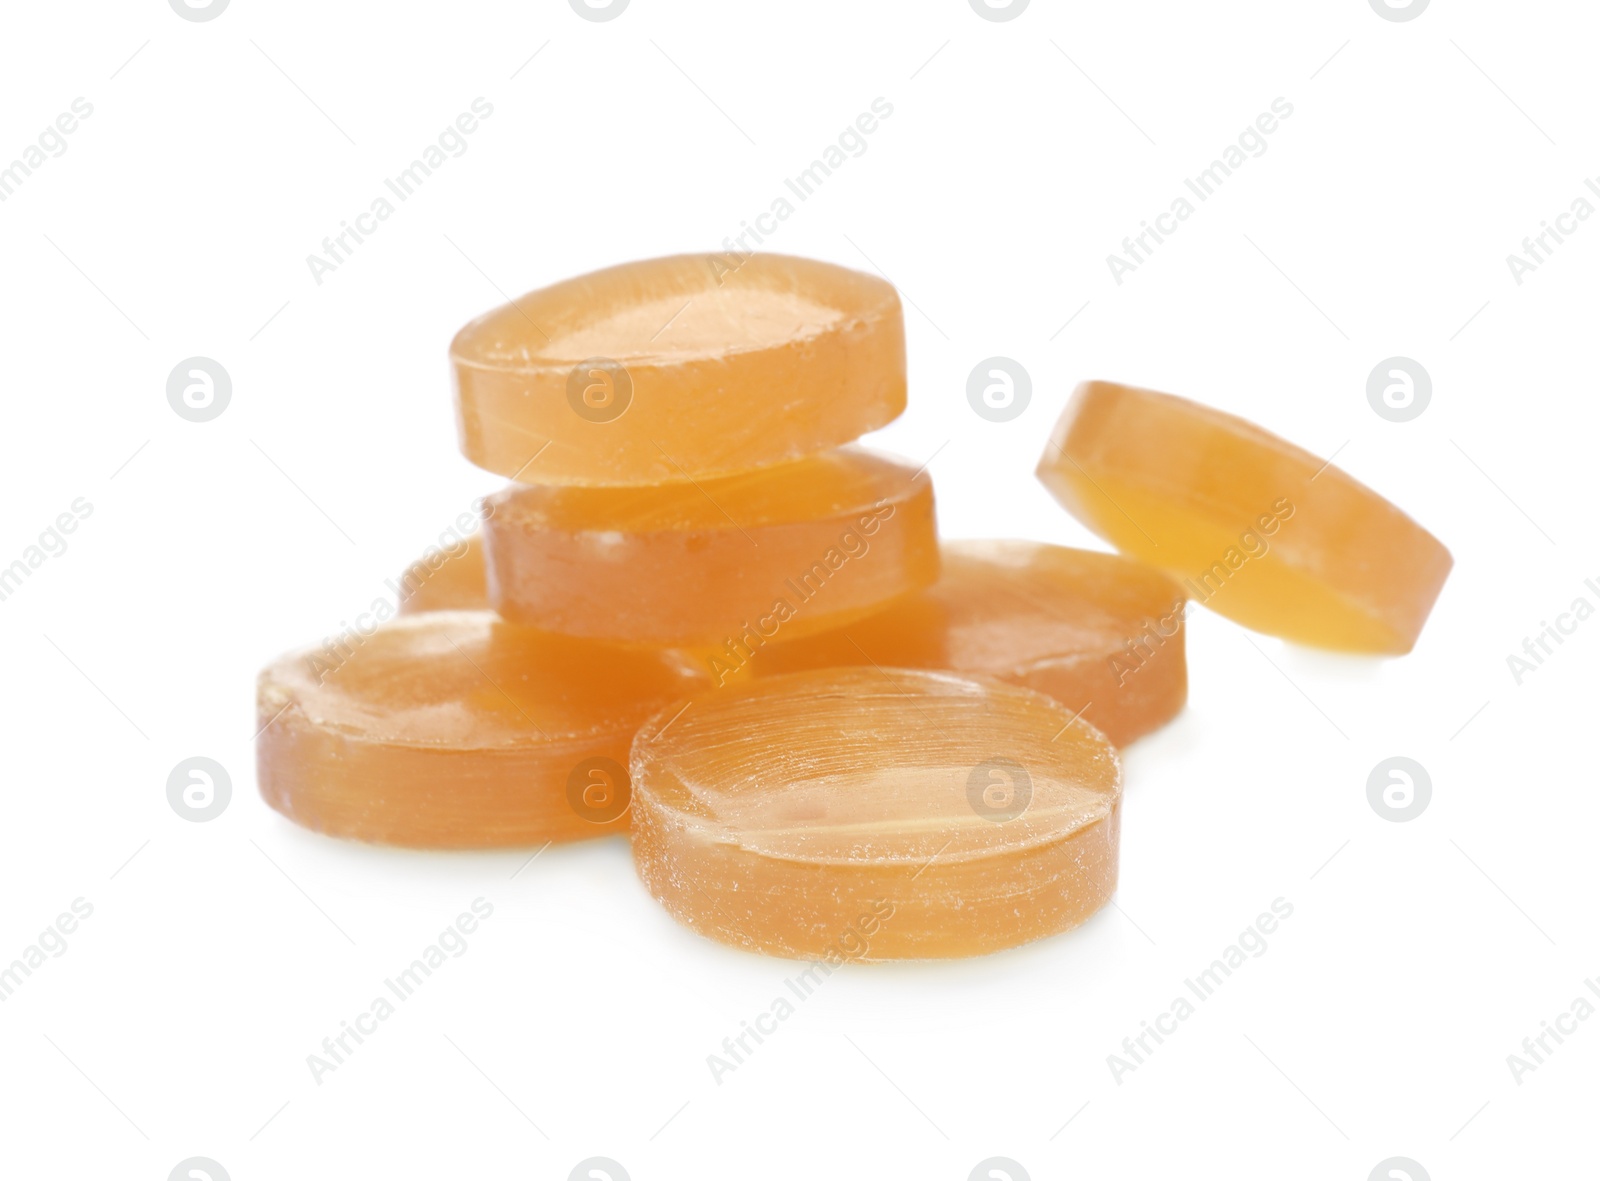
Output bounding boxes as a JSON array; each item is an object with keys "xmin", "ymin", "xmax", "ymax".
[{"xmin": 0, "ymin": 1, "xmax": 1595, "ymax": 1178}]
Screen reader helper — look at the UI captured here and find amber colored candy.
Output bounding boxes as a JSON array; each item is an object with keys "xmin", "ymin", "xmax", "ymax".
[
  {"xmin": 630, "ymin": 668, "xmax": 1122, "ymax": 960},
  {"xmin": 752, "ymin": 540, "xmax": 1186, "ymax": 746},
  {"xmin": 450, "ymin": 253, "xmax": 906, "ymax": 486},
  {"xmin": 395, "ymin": 535, "xmax": 487, "ymax": 614},
  {"xmin": 255, "ymin": 611, "xmax": 704, "ymax": 847},
  {"xmin": 483, "ymin": 446, "xmax": 938, "ymax": 655},
  {"xmin": 1037, "ymin": 381, "xmax": 1453, "ymax": 654}
]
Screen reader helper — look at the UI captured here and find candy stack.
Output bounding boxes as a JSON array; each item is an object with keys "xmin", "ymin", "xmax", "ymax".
[{"xmin": 256, "ymin": 252, "xmax": 1450, "ymax": 961}]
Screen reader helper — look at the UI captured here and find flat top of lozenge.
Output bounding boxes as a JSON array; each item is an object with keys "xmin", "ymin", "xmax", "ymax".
[
  {"xmin": 631, "ymin": 667, "xmax": 1122, "ymax": 866},
  {"xmin": 450, "ymin": 252, "xmax": 901, "ymax": 370},
  {"xmin": 931, "ymin": 540, "xmax": 1183, "ymax": 668},
  {"xmin": 258, "ymin": 611, "xmax": 703, "ymax": 749}
]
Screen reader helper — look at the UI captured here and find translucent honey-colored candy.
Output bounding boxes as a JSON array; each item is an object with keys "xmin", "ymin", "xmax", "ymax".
[
  {"xmin": 752, "ymin": 540, "xmax": 1186, "ymax": 746},
  {"xmin": 630, "ymin": 668, "xmax": 1123, "ymax": 960},
  {"xmin": 1037, "ymin": 381, "xmax": 1453, "ymax": 654},
  {"xmin": 395, "ymin": 535, "xmax": 487, "ymax": 614},
  {"xmin": 451, "ymin": 253, "xmax": 906, "ymax": 486},
  {"xmin": 484, "ymin": 446, "xmax": 939, "ymax": 654},
  {"xmin": 255, "ymin": 611, "xmax": 704, "ymax": 848}
]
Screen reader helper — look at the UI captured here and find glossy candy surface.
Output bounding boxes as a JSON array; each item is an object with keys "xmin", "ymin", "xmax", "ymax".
[
  {"xmin": 753, "ymin": 540, "xmax": 1186, "ymax": 745},
  {"xmin": 256, "ymin": 611, "xmax": 704, "ymax": 847},
  {"xmin": 1037, "ymin": 381, "xmax": 1453, "ymax": 653},
  {"xmin": 451, "ymin": 254, "xmax": 906, "ymax": 486},
  {"xmin": 484, "ymin": 446, "xmax": 938, "ymax": 653},
  {"xmin": 630, "ymin": 668, "xmax": 1123, "ymax": 960}
]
